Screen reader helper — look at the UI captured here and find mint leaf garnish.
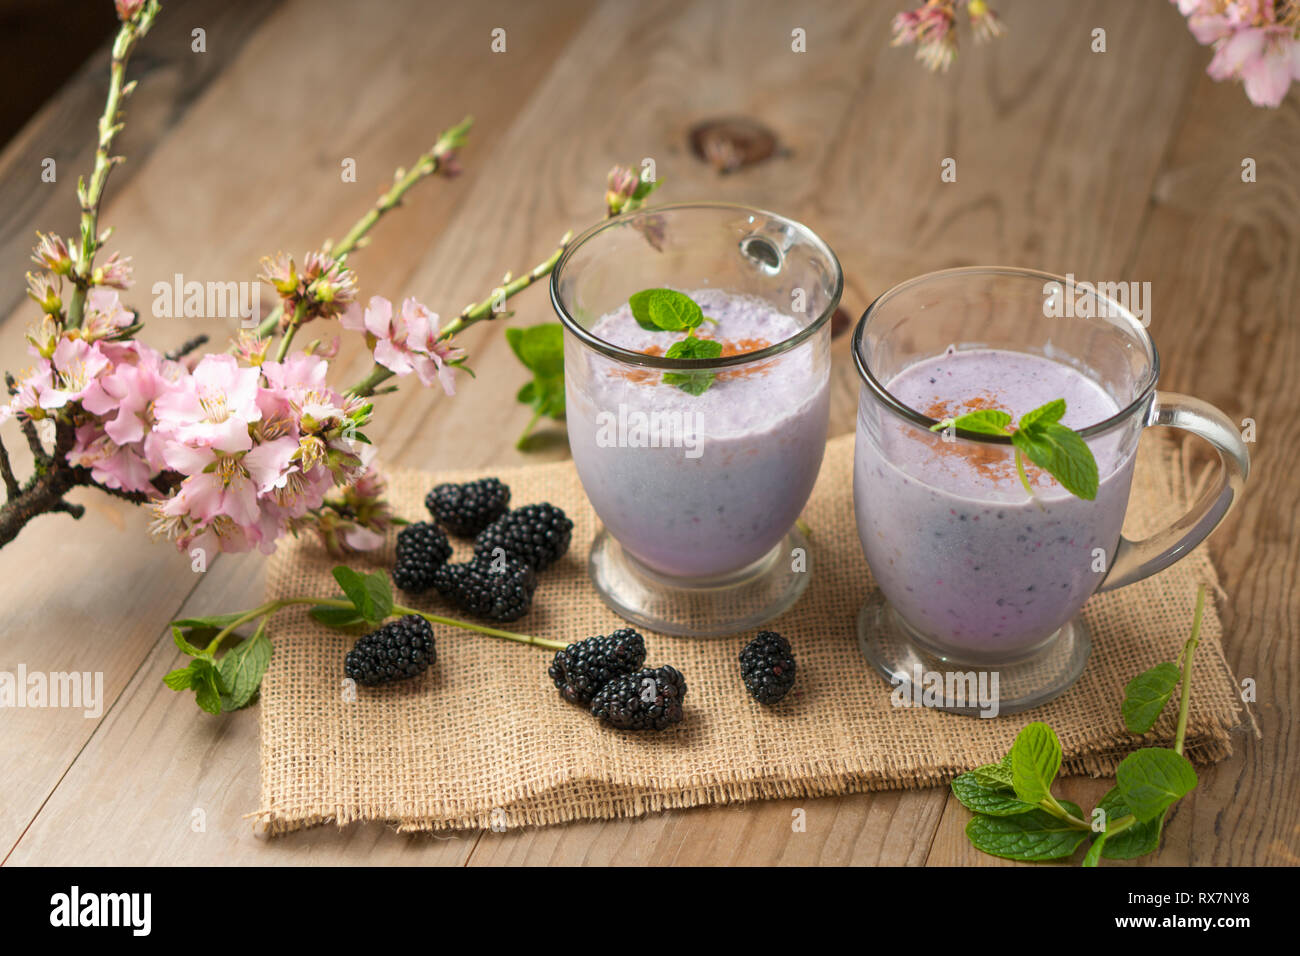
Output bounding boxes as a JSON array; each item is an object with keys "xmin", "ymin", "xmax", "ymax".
[
  {"xmin": 662, "ymin": 335, "xmax": 722, "ymax": 395},
  {"xmin": 1019, "ymin": 397, "xmax": 1065, "ymax": 429},
  {"xmin": 310, "ymin": 604, "xmax": 368, "ymax": 630},
  {"xmin": 952, "ymin": 585, "xmax": 1206, "ymax": 867},
  {"xmin": 951, "ymin": 772, "xmax": 1037, "ymax": 816},
  {"xmin": 929, "ymin": 408, "xmax": 1011, "ymax": 436},
  {"xmin": 628, "ymin": 289, "xmax": 723, "ymax": 396},
  {"xmin": 965, "ymin": 803, "xmax": 1090, "ymax": 861},
  {"xmin": 506, "ymin": 323, "xmax": 565, "ymax": 448},
  {"xmin": 217, "ymin": 619, "xmax": 272, "ymax": 711},
  {"xmin": 1009, "ymin": 721, "xmax": 1063, "ymax": 804},
  {"xmin": 1115, "ymin": 748, "xmax": 1198, "ymax": 823},
  {"xmin": 1121, "ymin": 661, "xmax": 1181, "ymax": 734},
  {"xmin": 968, "ymin": 761, "xmax": 1015, "ymax": 790},
  {"xmin": 930, "ymin": 397, "xmax": 1099, "ymax": 501},
  {"xmin": 665, "ymin": 336, "xmax": 722, "ymax": 361},
  {"xmin": 629, "ymin": 288, "xmax": 703, "ymax": 332},
  {"xmin": 1011, "ymin": 419, "xmax": 1099, "ymax": 501},
  {"xmin": 332, "ymin": 566, "xmax": 392, "ymax": 624},
  {"xmin": 1094, "ymin": 788, "xmax": 1166, "ymax": 860}
]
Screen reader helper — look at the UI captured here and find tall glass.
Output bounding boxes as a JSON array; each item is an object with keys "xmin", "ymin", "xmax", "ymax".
[
  {"xmin": 553, "ymin": 203, "xmax": 842, "ymax": 636},
  {"xmin": 852, "ymin": 268, "xmax": 1248, "ymax": 713}
]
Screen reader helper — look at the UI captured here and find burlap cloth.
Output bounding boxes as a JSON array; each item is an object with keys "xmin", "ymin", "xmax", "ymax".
[{"xmin": 256, "ymin": 432, "xmax": 1252, "ymax": 834}]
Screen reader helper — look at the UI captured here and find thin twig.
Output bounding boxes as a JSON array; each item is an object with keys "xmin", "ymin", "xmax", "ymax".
[
  {"xmin": 0, "ymin": 435, "xmax": 19, "ymax": 500},
  {"xmin": 165, "ymin": 333, "xmax": 210, "ymax": 362},
  {"xmin": 344, "ymin": 231, "xmax": 574, "ymax": 398},
  {"xmin": 66, "ymin": 1, "xmax": 160, "ymax": 328},
  {"xmin": 18, "ymin": 417, "xmax": 48, "ymax": 465},
  {"xmin": 438, "ymin": 231, "xmax": 574, "ymax": 340},
  {"xmin": 252, "ymin": 116, "xmax": 474, "ymax": 340}
]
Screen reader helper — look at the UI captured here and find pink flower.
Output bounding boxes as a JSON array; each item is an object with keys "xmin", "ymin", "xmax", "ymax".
[
  {"xmin": 341, "ymin": 295, "xmax": 464, "ymax": 395},
  {"xmin": 153, "ymin": 353, "xmax": 262, "ymax": 452},
  {"xmin": 891, "ymin": 2, "xmax": 960, "ymax": 72},
  {"xmin": 2, "ymin": 363, "xmax": 54, "ymax": 422},
  {"xmin": 1207, "ymin": 26, "xmax": 1298, "ymax": 107},
  {"xmin": 81, "ymin": 287, "xmax": 135, "ymax": 340},
  {"xmin": 162, "ymin": 437, "xmax": 299, "ymax": 527},
  {"xmin": 68, "ymin": 422, "xmax": 157, "ymax": 493},
  {"xmin": 1173, "ymin": 0, "xmax": 1300, "ymax": 107},
  {"xmin": 80, "ymin": 342, "xmax": 182, "ymax": 475},
  {"xmin": 43, "ymin": 338, "xmax": 111, "ymax": 409}
]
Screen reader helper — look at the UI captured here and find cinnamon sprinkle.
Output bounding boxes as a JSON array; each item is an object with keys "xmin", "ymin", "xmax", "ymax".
[
  {"xmin": 916, "ymin": 394, "xmax": 1048, "ymax": 487},
  {"xmin": 609, "ymin": 337, "xmax": 776, "ymax": 384}
]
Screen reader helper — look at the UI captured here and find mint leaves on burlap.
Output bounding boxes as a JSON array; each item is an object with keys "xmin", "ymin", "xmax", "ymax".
[{"xmin": 951, "ymin": 586, "xmax": 1207, "ymax": 866}]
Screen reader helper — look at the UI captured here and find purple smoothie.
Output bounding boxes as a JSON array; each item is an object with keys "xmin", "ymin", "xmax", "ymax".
[
  {"xmin": 568, "ymin": 289, "xmax": 829, "ymax": 578},
  {"xmin": 854, "ymin": 347, "xmax": 1137, "ymax": 663}
]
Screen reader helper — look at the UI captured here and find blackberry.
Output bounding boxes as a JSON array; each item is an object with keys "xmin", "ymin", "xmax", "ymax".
[
  {"xmin": 548, "ymin": 628, "xmax": 647, "ymax": 705},
  {"xmin": 590, "ymin": 665, "xmax": 687, "ymax": 731},
  {"xmin": 391, "ymin": 522, "xmax": 452, "ymax": 594},
  {"xmin": 739, "ymin": 631, "xmax": 797, "ymax": 704},
  {"xmin": 344, "ymin": 615, "xmax": 436, "ymax": 685},
  {"xmin": 432, "ymin": 553, "xmax": 536, "ymax": 622},
  {"xmin": 426, "ymin": 477, "xmax": 511, "ymax": 536},
  {"xmin": 474, "ymin": 503, "xmax": 573, "ymax": 571}
]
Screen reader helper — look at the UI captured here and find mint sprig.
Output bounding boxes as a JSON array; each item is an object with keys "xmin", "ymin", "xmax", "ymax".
[
  {"xmin": 930, "ymin": 397, "xmax": 1100, "ymax": 500},
  {"xmin": 628, "ymin": 288, "xmax": 721, "ymax": 395},
  {"xmin": 506, "ymin": 323, "xmax": 565, "ymax": 449},
  {"xmin": 952, "ymin": 586, "xmax": 1206, "ymax": 866},
  {"xmin": 164, "ymin": 564, "xmax": 569, "ymax": 716}
]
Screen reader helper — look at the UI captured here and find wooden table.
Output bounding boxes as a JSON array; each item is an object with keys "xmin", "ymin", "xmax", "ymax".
[{"xmin": 1, "ymin": 0, "xmax": 1295, "ymax": 866}]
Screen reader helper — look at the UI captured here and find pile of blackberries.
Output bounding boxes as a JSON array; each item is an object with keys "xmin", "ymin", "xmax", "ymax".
[
  {"xmin": 393, "ymin": 477, "xmax": 572, "ymax": 623},
  {"xmin": 549, "ymin": 628, "xmax": 687, "ymax": 731}
]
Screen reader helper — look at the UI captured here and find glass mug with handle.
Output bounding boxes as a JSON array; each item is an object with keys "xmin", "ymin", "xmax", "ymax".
[{"xmin": 851, "ymin": 267, "xmax": 1249, "ymax": 714}]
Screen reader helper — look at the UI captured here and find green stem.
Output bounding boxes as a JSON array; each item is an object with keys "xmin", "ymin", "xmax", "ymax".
[
  {"xmin": 1173, "ymin": 585, "xmax": 1206, "ymax": 757},
  {"xmin": 1041, "ymin": 794, "xmax": 1091, "ymax": 830},
  {"xmin": 1014, "ymin": 447, "xmax": 1034, "ymax": 499},
  {"xmin": 515, "ymin": 406, "xmax": 545, "ymax": 450},
  {"xmin": 252, "ymin": 116, "xmax": 474, "ymax": 340},
  {"xmin": 436, "ymin": 231, "xmax": 573, "ymax": 341},
  {"xmin": 200, "ymin": 595, "xmax": 566, "ymax": 653},
  {"xmin": 346, "ymin": 364, "xmax": 395, "ymax": 398},
  {"xmin": 1102, "ymin": 813, "xmax": 1138, "ymax": 838},
  {"xmin": 66, "ymin": 1, "xmax": 159, "ymax": 329},
  {"xmin": 275, "ymin": 300, "xmax": 310, "ymax": 362}
]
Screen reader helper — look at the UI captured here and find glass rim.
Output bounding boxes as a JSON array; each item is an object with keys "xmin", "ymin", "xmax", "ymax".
[
  {"xmin": 549, "ymin": 201, "xmax": 844, "ymax": 370},
  {"xmin": 851, "ymin": 266, "xmax": 1161, "ymax": 445}
]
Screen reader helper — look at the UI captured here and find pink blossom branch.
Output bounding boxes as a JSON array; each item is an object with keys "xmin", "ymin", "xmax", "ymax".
[
  {"xmin": 345, "ymin": 230, "xmax": 574, "ymax": 398},
  {"xmin": 252, "ymin": 116, "xmax": 474, "ymax": 340},
  {"xmin": 66, "ymin": 0, "xmax": 159, "ymax": 329}
]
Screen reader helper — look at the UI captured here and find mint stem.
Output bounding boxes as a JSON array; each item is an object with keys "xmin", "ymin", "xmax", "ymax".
[
  {"xmin": 1173, "ymin": 585, "xmax": 1206, "ymax": 757},
  {"xmin": 195, "ymin": 595, "xmax": 567, "ymax": 653}
]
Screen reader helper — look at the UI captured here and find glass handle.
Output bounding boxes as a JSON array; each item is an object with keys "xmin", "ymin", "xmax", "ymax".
[{"xmin": 1099, "ymin": 391, "xmax": 1250, "ymax": 592}]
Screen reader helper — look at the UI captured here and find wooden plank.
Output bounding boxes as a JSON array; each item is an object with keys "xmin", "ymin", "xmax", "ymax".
[
  {"xmin": 1, "ymin": 0, "xmax": 598, "ymax": 862},
  {"xmin": 468, "ymin": 790, "xmax": 949, "ymax": 866},
  {"xmin": 3, "ymin": 551, "xmax": 476, "ymax": 864},
  {"xmin": 1094, "ymin": 65, "xmax": 1299, "ymax": 866}
]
